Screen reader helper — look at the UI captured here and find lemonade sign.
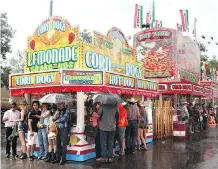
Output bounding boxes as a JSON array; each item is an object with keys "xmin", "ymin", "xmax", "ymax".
[{"xmin": 25, "ymin": 16, "xmax": 79, "ymax": 72}]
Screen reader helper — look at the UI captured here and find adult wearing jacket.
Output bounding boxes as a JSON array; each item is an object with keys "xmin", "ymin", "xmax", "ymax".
[
  {"xmin": 53, "ymin": 103, "xmax": 69, "ymax": 165},
  {"xmin": 126, "ymin": 98, "xmax": 140, "ymax": 154},
  {"xmin": 99, "ymin": 101, "xmax": 118, "ymax": 163}
]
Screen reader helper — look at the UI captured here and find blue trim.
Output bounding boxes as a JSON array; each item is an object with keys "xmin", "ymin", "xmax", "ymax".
[
  {"xmin": 66, "ymin": 152, "xmax": 96, "ymax": 162},
  {"xmin": 33, "ymin": 138, "xmax": 153, "ymax": 162},
  {"xmin": 33, "ymin": 150, "xmax": 96, "ymax": 162}
]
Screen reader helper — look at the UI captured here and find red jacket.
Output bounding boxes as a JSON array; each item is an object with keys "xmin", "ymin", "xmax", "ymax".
[{"xmin": 118, "ymin": 104, "xmax": 128, "ymax": 127}]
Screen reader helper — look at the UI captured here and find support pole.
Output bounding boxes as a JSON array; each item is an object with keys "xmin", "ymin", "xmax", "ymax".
[{"xmin": 76, "ymin": 92, "xmax": 85, "ymax": 132}]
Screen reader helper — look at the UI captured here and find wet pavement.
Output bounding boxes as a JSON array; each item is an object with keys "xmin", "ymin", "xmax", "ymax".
[{"xmin": 1, "ymin": 127, "xmax": 218, "ymax": 169}]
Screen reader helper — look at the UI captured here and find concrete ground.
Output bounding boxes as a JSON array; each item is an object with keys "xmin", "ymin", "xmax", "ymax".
[{"xmin": 1, "ymin": 126, "xmax": 218, "ymax": 169}]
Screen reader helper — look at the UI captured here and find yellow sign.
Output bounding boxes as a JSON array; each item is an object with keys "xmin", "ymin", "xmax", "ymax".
[
  {"xmin": 62, "ymin": 70, "xmax": 103, "ymax": 85},
  {"xmin": 10, "ymin": 71, "xmax": 61, "ymax": 89},
  {"xmin": 105, "ymin": 72, "xmax": 136, "ymax": 89},
  {"xmin": 25, "ymin": 16, "xmax": 80, "ymax": 72}
]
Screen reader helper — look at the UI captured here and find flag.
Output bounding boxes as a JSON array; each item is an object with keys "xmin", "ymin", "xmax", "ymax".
[
  {"xmin": 159, "ymin": 21, "xmax": 162, "ymax": 27},
  {"xmin": 176, "ymin": 23, "xmax": 183, "ymax": 32},
  {"xmin": 152, "ymin": 0, "xmax": 155, "ymax": 22},
  {"xmin": 180, "ymin": 10, "xmax": 189, "ymax": 32},
  {"xmin": 192, "ymin": 17, "xmax": 197, "ymax": 37},
  {"xmin": 146, "ymin": 13, "xmax": 150, "ymax": 24},
  {"xmin": 134, "ymin": 4, "xmax": 143, "ymax": 29},
  {"xmin": 155, "ymin": 20, "xmax": 159, "ymax": 28}
]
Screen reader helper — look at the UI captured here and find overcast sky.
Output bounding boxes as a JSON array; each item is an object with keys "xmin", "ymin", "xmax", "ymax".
[{"xmin": 1, "ymin": 0, "xmax": 218, "ymax": 59}]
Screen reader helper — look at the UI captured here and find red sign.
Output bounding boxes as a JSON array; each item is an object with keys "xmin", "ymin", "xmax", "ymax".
[
  {"xmin": 158, "ymin": 84, "xmax": 168, "ymax": 91},
  {"xmin": 204, "ymin": 88, "xmax": 212, "ymax": 95},
  {"xmin": 170, "ymin": 84, "xmax": 192, "ymax": 91},
  {"xmin": 193, "ymin": 85, "xmax": 204, "ymax": 93},
  {"xmin": 136, "ymin": 29, "xmax": 172, "ymax": 42}
]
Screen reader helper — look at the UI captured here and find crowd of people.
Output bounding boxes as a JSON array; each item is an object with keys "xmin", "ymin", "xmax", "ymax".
[
  {"xmin": 3, "ymin": 100, "xmax": 69, "ymax": 165},
  {"xmin": 180, "ymin": 102, "xmax": 218, "ymax": 133},
  {"xmin": 85, "ymin": 97, "xmax": 149, "ymax": 163},
  {"xmin": 4, "ymin": 96, "xmax": 216, "ymax": 165},
  {"xmin": 3, "ymin": 97, "xmax": 149, "ymax": 165}
]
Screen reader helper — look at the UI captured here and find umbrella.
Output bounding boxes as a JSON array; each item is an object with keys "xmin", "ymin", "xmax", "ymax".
[
  {"xmin": 92, "ymin": 93, "xmax": 123, "ymax": 105},
  {"xmin": 39, "ymin": 93, "xmax": 73, "ymax": 104}
]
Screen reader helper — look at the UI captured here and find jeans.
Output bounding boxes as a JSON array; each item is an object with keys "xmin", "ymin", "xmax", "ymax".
[
  {"xmin": 56, "ymin": 127, "xmax": 68, "ymax": 162},
  {"xmin": 38, "ymin": 128, "xmax": 48, "ymax": 158},
  {"xmin": 95, "ymin": 129, "xmax": 101, "ymax": 158},
  {"xmin": 6, "ymin": 127, "xmax": 18, "ymax": 155},
  {"xmin": 126, "ymin": 120, "xmax": 138, "ymax": 153},
  {"xmin": 100, "ymin": 130, "xmax": 115, "ymax": 158}
]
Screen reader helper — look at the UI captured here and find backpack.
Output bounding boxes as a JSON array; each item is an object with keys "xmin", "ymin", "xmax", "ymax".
[{"xmin": 22, "ymin": 112, "xmax": 29, "ymax": 133}]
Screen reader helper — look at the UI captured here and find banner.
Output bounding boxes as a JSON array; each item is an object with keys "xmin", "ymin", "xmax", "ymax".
[
  {"xmin": 180, "ymin": 10, "xmax": 189, "ymax": 32},
  {"xmin": 62, "ymin": 70, "xmax": 103, "ymax": 85},
  {"xmin": 134, "ymin": 4, "xmax": 143, "ymax": 29},
  {"xmin": 10, "ymin": 71, "xmax": 61, "ymax": 89}
]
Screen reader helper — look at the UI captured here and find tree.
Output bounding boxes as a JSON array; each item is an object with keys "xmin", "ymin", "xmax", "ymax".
[
  {"xmin": 1, "ymin": 66, "xmax": 11, "ymax": 88},
  {"xmin": 208, "ymin": 55, "xmax": 218, "ymax": 69},
  {"xmin": 9, "ymin": 50, "xmax": 25, "ymax": 73},
  {"xmin": 200, "ymin": 55, "xmax": 208, "ymax": 63},
  {"xmin": 80, "ymin": 29, "xmax": 92, "ymax": 44},
  {"xmin": 1, "ymin": 12, "xmax": 15, "ymax": 59},
  {"xmin": 197, "ymin": 42, "xmax": 207, "ymax": 53}
]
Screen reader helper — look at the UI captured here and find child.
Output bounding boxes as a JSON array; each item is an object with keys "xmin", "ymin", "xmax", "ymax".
[{"xmin": 46, "ymin": 104, "xmax": 58, "ymax": 163}]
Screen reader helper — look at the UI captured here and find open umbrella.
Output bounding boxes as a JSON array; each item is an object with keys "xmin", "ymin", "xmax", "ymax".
[
  {"xmin": 39, "ymin": 93, "xmax": 73, "ymax": 104},
  {"xmin": 92, "ymin": 93, "xmax": 123, "ymax": 105}
]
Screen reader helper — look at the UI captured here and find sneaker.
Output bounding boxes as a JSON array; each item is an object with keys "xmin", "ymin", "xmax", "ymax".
[
  {"xmin": 41, "ymin": 157, "xmax": 47, "ymax": 160},
  {"xmin": 101, "ymin": 158, "xmax": 108, "ymax": 163},
  {"xmin": 119, "ymin": 152, "xmax": 125, "ymax": 156},
  {"xmin": 38, "ymin": 156, "xmax": 43, "ymax": 160},
  {"xmin": 19, "ymin": 153, "xmax": 27, "ymax": 159},
  {"xmin": 29, "ymin": 156, "xmax": 34, "ymax": 161},
  {"xmin": 32, "ymin": 155, "xmax": 38, "ymax": 159},
  {"xmin": 112, "ymin": 153, "xmax": 119, "ymax": 158},
  {"xmin": 5, "ymin": 154, "xmax": 10, "ymax": 158},
  {"xmin": 108, "ymin": 158, "xmax": 113, "ymax": 163}
]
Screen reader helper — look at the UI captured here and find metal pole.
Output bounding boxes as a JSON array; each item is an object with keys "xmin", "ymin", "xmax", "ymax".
[{"xmin": 49, "ymin": 0, "xmax": 53, "ymax": 17}]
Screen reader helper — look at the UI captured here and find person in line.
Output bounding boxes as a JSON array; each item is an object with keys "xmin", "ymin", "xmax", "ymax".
[
  {"xmin": 202, "ymin": 105, "xmax": 208, "ymax": 130},
  {"xmin": 112, "ymin": 108, "xmax": 119, "ymax": 158},
  {"xmin": 3, "ymin": 102, "xmax": 20, "ymax": 158},
  {"xmin": 13, "ymin": 101, "xmax": 28, "ymax": 159},
  {"xmin": 46, "ymin": 104, "xmax": 58, "ymax": 163},
  {"xmin": 193, "ymin": 104, "xmax": 200, "ymax": 133},
  {"xmin": 27, "ymin": 101, "xmax": 41, "ymax": 161},
  {"xmin": 34, "ymin": 103, "xmax": 50, "ymax": 160},
  {"xmin": 91, "ymin": 102, "xmax": 102, "ymax": 161},
  {"xmin": 137, "ymin": 101, "xmax": 148, "ymax": 150},
  {"xmin": 99, "ymin": 99, "xmax": 118, "ymax": 163},
  {"xmin": 117, "ymin": 102, "xmax": 128, "ymax": 156},
  {"xmin": 180, "ymin": 102, "xmax": 189, "ymax": 122},
  {"xmin": 53, "ymin": 103, "xmax": 69, "ymax": 165},
  {"xmin": 187, "ymin": 103, "xmax": 194, "ymax": 134},
  {"xmin": 126, "ymin": 98, "xmax": 140, "ymax": 154}
]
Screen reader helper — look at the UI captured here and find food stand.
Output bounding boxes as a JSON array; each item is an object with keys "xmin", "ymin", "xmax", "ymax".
[{"xmin": 9, "ymin": 16, "xmax": 158, "ymax": 161}]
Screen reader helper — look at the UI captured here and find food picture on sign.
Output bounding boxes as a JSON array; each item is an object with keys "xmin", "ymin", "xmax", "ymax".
[{"xmin": 135, "ymin": 29, "xmax": 176, "ymax": 78}]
